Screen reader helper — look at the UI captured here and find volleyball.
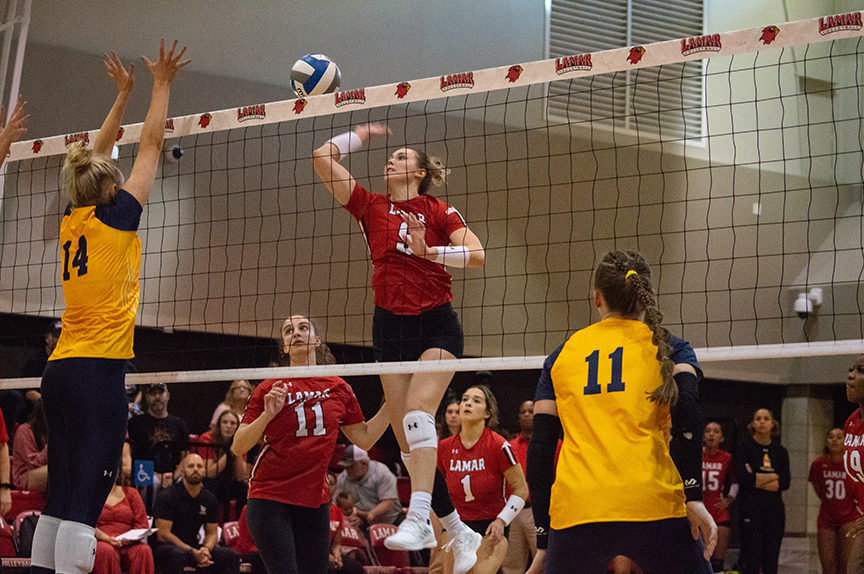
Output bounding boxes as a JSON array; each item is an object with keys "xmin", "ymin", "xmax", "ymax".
[{"xmin": 290, "ymin": 54, "xmax": 341, "ymax": 98}]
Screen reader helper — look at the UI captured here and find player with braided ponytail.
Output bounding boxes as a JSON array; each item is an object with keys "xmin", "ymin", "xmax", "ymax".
[{"xmin": 525, "ymin": 250, "xmax": 716, "ymax": 573}]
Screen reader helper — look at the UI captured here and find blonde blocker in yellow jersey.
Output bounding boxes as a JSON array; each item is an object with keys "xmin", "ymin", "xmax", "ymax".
[
  {"xmin": 31, "ymin": 41, "xmax": 189, "ymax": 574},
  {"xmin": 525, "ymin": 251, "xmax": 717, "ymax": 574}
]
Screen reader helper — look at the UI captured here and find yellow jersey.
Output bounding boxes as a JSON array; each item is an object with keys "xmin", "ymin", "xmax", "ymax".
[
  {"xmin": 537, "ymin": 318, "xmax": 687, "ymax": 529},
  {"xmin": 50, "ymin": 190, "xmax": 142, "ymax": 360}
]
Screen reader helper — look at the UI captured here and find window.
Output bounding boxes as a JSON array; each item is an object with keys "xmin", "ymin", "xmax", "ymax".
[{"xmin": 546, "ymin": 0, "xmax": 705, "ymax": 140}]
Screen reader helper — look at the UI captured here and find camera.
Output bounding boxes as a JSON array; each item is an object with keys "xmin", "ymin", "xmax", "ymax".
[
  {"xmin": 164, "ymin": 144, "xmax": 183, "ymax": 162},
  {"xmin": 794, "ymin": 288, "xmax": 822, "ymax": 319}
]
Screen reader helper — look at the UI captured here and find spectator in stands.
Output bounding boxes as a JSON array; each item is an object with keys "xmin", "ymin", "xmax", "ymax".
[
  {"xmin": 336, "ymin": 445, "xmax": 403, "ymax": 529},
  {"xmin": 198, "ymin": 409, "xmax": 249, "ymax": 515},
  {"xmin": 438, "ymin": 392, "xmax": 461, "ymax": 441},
  {"xmin": 152, "ymin": 454, "xmax": 240, "ymax": 574},
  {"xmin": 210, "ymin": 379, "xmax": 253, "ymax": 427},
  {"xmin": 93, "ymin": 473, "xmax": 154, "ymax": 574},
  {"xmin": 502, "ymin": 400, "xmax": 537, "ymax": 574},
  {"xmin": 127, "ymin": 383, "xmax": 190, "ymax": 488},
  {"xmin": 12, "ymin": 398, "xmax": 48, "ymax": 491}
]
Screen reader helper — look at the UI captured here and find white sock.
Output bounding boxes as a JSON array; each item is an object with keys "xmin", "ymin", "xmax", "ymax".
[
  {"xmin": 440, "ymin": 510, "xmax": 467, "ymax": 534},
  {"xmin": 406, "ymin": 491, "xmax": 432, "ymax": 524}
]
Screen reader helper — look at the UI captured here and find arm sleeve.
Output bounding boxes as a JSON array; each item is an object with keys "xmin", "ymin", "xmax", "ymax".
[
  {"xmin": 668, "ymin": 371, "xmax": 703, "ymax": 502},
  {"xmin": 735, "ymin": 441, "xmax": 756, "ymax": 490},
  {"xmin": 777, "ymin": 445, "xmax": 791, "ymax": 491},
  {"xmin": 526, "ymin": 413, "xmax": 562, "ymax": 550},
  {"xmin": 669, "ymin": 336, "xmax": 703, "ymax": 381}
]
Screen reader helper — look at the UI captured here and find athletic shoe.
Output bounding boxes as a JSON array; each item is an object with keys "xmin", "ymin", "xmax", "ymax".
[
  {"xmin": 442, "ymin": 528, "xmax": 482, "ymax": 574},
  {"xmin": 383, "ymin": 517, "xmax": 437, "ymax": 550}
]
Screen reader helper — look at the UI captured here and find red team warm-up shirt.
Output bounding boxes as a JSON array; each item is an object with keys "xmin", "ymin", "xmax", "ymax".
[
  {"xmin": 438, "ymin": 427, "xmax": 518, "ymax": 521},
  {"xmin": 702, "ymin": 449, "xmax": 735, "ymax": 524},
  {"xmin": 810, "ymin": 454, "xmax": 859, "ymax": 528},
  {"xmin": 843, "ymin": 409, "xmax": 864, "ymax": 522},
  {"xmin": 344, "ymin": 183, "xmax": 466, "ymax": 315},
  {"xmin": 243, "ymin": 377, "xmax": 365, "ymax": 508}
]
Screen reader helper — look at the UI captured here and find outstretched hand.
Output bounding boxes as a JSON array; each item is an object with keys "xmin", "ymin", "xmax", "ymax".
[
  {"xmin": 104, "ymin": 52, "xmax": 134, "ymax": 94},
  {"xmin": 354, "ymin": 122, "xmax": 391, "ymax": 143},
  {"xmin": 0, "ymin": 95, "xmax": 28, "ymax": 145},
  {"xmin": 141, "ymin": 39, "xmax": 190, "ymax": 85}
]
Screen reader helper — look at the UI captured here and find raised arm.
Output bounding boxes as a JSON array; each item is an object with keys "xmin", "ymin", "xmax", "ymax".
[
  {"xmin": 124, "ymin": 39, "xmax": 189, "ymax": 207},
  {"xmin": 312, "ymin": 122, "xmax": 390, "ymax": 206},
  {"xmin": 232, "ymin": 384, "xmax": 286, "ymax": 456},
  {"xmin": 340, "ymin": 402, "xmax": 390, "ymax": 451},
  {"xmin": 92, "ymin": 53, "xmax": 134, "ymax": 158},
  {"xmin": 0, "ymin": 95, "xmax": 28, "ymax": 163}
]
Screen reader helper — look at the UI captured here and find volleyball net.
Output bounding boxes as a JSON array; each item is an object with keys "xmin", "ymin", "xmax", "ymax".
[{"xmin": 1, "ymin": 12, "xmax": 863, "ymax": 386}]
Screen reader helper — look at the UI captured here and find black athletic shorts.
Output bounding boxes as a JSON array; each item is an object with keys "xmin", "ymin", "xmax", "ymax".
[{"xmin": 373, "ymin": 303, "xmax": 463, "ymax": 362}]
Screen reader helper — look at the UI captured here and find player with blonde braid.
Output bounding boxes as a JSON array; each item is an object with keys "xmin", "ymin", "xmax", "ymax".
[{"xmin": 526, "ymin": 250, "xmax": 716, "ymax": 573}]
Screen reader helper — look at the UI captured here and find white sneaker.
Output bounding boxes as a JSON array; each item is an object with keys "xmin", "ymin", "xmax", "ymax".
[
  {"xmin": 384, "ymin": 517, "xmax": 437, "ymax": 550},
  {"xmin": 442, "ymin": 528, "xmax": 482, "ymax": 574}
]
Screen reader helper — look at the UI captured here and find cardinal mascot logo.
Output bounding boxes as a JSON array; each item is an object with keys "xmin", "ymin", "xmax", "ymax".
[
  {"xmin": 198, "ymin": 113, "xmax": 212, "ymax": 128},
  {"xmin": 395, "ymin": 82, "xmax": 411, "ymax": 99},
  {"xmin": 627, "ymin": 46, "xmax": 646, "ymax": 65},
  {"xmin": 505, "ymin": 65, "xmax": 523, "ymax": 83},
  {"xmin": 293, "ymin": 99, "xmax": 307, "ymax": 114},
  {"xmin": 760, "ymin": 25, "xmax": 780, "ymax": 45},
  {"xmin": 116, "ymin": 127, "xmax": 125, "ymax": 142},
  {"xmin": 32, "ymin": 139, "xmax": 43, "ymax": 154}
]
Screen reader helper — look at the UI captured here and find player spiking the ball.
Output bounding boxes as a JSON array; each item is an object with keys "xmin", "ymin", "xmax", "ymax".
[{"xmin": 313, "ymin": 124, "xmax": 485, "ymax": 574}]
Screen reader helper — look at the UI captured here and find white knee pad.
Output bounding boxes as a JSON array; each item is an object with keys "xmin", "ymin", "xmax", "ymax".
[
  {"xmin": 31, "ymin": 514, "xmax": 61, "ymax": 570},
  {"xmin": 403, "ymin": 411, "xmax": 437, "ymax": 451},
  {"xmin": 54, "ymin": 521, "xmax": 96, "ymax": 574}
]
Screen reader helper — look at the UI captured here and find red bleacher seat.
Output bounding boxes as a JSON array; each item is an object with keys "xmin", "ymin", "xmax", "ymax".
[
  {"xmin": 368, "ymin": 523, "xmax": 409, "ymax": 568},
  {"xmin": 339, "ymin": 524, "xmax": 373, "ymax": 564},
  {"xmin": 222, "ymin": 521, "xmax": 240, "ymax": 549},
  {"xmin": 396, "ymin": 476, "xmax": 411, "ymax": 508},
  {"xmin": 3, "ymin": 491, "xmax": 45, "ymax": 524},
  {"xmin": 0, "ymin": 516, "xmax": 14, "ymax": 557}
]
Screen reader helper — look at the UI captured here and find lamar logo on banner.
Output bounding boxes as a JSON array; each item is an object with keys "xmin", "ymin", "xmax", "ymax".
[
  {"xmin": 238, "ymin": 104, "xmax": 266, "ymax": 123},
  {"xmin": 819, "ymin": 12, "xmax": 862, "ymax": 35},
  {"xmin": 440, "ymin": 72, "xmax": 474, "ymax": 92},
  {"xmin": 335, "ymin": 89, "xmax": 366, "ymax": 107}
]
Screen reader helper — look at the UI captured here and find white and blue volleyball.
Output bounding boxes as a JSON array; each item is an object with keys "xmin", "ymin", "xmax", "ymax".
[{"xmin": 290, "ymin": 54, "xmax": 341, "ymax": 97}]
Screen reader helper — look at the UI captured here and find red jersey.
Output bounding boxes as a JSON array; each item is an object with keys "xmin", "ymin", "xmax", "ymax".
[
  {"xmin": 244, "ymin": 377, "xmax": 365, "ymax": 508},
  {"xmin": 810, "ymin": 454, "xmax": 859, "ymax": 528},
  {"xmin": 344, "ymin": 183, "xmax": 466, "ymax": 315},
  {"xmin": 702, "ymin": 449, "xmax": 735, "ymax": 524},
  {"xmin": 844, "ymin": 409, "xmax": 864, "ymax": 513},
  {"xmin": 438, "ymin": 428, "xmax": 518, "ymax": 521}
]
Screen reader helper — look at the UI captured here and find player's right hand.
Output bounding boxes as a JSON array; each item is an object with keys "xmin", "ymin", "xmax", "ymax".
[
  {"xmin": 354, "ymin": 123, "xmax": 391, "ymax": 143},
  {"xmin": 263, "ymin": 384, "xmax": 288, "ymax": 417}
]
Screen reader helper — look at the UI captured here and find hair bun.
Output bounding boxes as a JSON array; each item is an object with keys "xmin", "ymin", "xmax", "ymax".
[{"xmin": 65, "ymin": 141, "xmax": 92, "ymax": 170}]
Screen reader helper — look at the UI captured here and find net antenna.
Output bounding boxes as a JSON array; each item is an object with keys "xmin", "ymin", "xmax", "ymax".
[
  {"xmin": 0, "ymin": 0, "xmax": 29, "ymax": 208},
  {"xmin": 2, "ymin": 10, "xmax": 864, "ymax": 387}
]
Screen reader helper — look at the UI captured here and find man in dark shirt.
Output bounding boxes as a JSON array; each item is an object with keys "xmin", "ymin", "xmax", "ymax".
[
  {"xmin": 153, "ymin": 454, "xmax": 239, "ymax": 574},
  {"xmin": 127, "ymin": 383, "xmax": 190, "ymax": 487}
]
